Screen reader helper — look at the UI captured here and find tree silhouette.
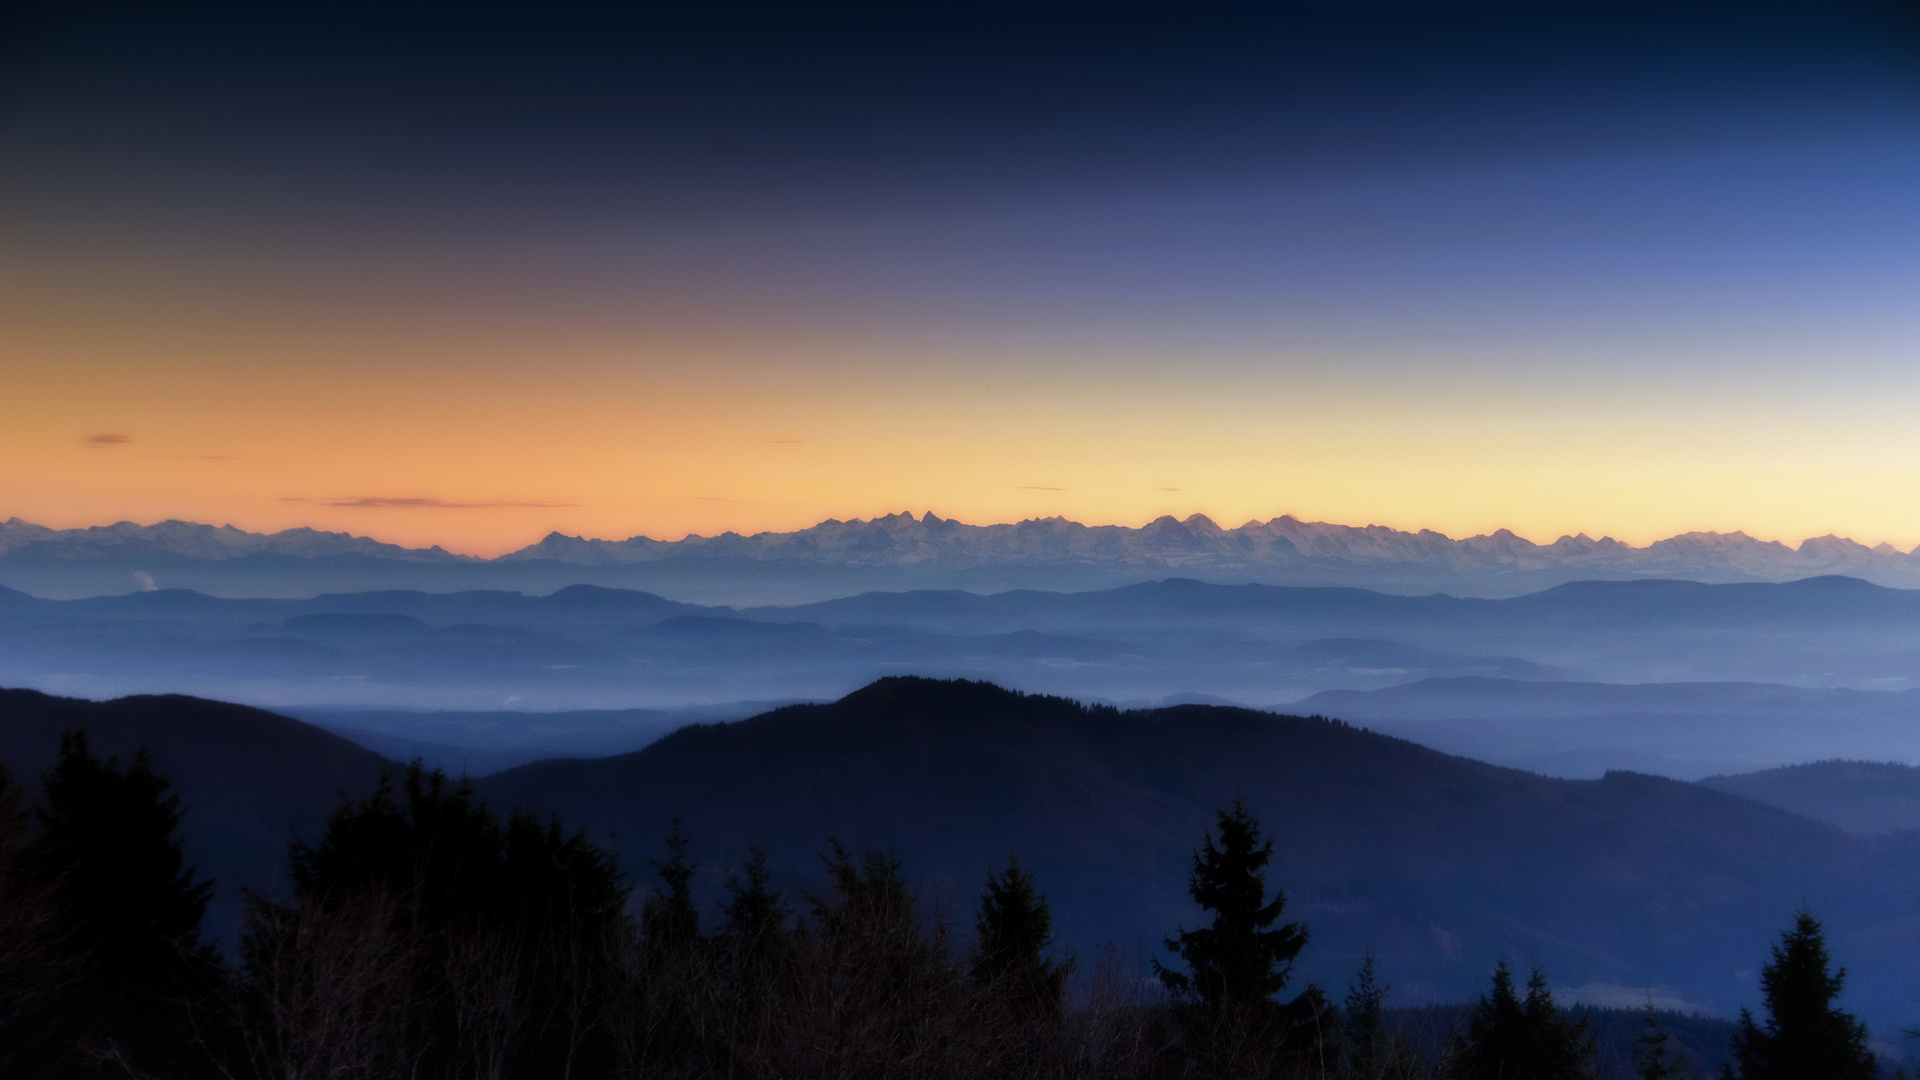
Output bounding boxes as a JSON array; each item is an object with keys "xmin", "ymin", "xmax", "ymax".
[
  {"xmin": 972, "ymin": 853, "xmax": 1070, "ymax": 1014},
  {"xmin": 253, "ymin": 761, "xmax": 626, "ymax": 1080},
  {"xmin": 1727, "ymin": 909, "xmax": 1874, "ymax": 1080},
  {"xmin": 642, "ymin": 815, "xmax": 702, "ymax": 952},
  {"xmin": 1342, "ymin": 954, "xmax": 1421, "ymax": 1080},
  {"xmin": 27, "ymin": 731, "xmax": 217, "ymax": 1075},
  {"xmin": 1634, "ymin": 1002, "xmax": 1693, "ymax": 1079},
  {"xmin": 1157, "ymin": 798, "xmax": 1307, "ymax": 1016},
  {"xmin": 721, "ymin": 843, "xmax": 789, "ymax": 971},
  {"xmin": 1449, "ymin": 963, "xmax": 1595, "ymax": 1080}
]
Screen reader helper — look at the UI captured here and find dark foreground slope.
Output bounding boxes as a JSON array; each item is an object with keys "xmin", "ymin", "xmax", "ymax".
[
  {"xmin": 481, "ymin": 677, "xmax": 1920, "ymax": 1027},
  {"xmin": 0, "ymin": 689, "xmax": 391, "ymax": 924}
]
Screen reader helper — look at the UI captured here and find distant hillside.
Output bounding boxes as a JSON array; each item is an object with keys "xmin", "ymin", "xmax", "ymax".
[
  {"xmin": 476, "ymin": 676, "xmax": 1920, "ymax": 1029},
  {"xmin": 0, "ymin": 688, "xmax": 391, "ymax": 928},
  {"xmin": 12, "ymin": 575, "xmax": 1920, "ymax": 714},
  {"xmin": 8, "ymin": 512, "xmax": 1920, "ymax": 603},
  {"xmin": 1297, "ymin": 677, "xmax": 1920, "ymax": 780},
  {"xmin": 1701, "ymin": 761, "xmax": 1920, "ymax": 834},
  {"xmin": 282, "ymin": 700, "xmax": 783, "ymax": 775}
]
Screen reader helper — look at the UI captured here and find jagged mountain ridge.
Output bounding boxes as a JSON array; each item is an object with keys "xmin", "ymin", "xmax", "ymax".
[
  {"xmin": 8, "ymin": 513, "xmax": 1916, "ymax": 584},
  {"xmin": 0, "ymin": 518, "xmax": 474, "ymax": 563},
  {"xmin": 504, "ymin": 511, "xmax": 1915, "ymax": 578}
]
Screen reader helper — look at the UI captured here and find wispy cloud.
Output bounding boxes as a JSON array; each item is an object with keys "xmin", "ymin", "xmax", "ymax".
[
  {"xmin": 84, "ymin": 434, "xmax": 131, "ymax": 447},
  {"xmin": 282, "ymin": 496, "xmax": 579, "ymax": 509}
]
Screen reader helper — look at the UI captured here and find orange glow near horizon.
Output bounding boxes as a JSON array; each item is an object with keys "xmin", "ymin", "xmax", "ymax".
[{"xmin": 7, "ymin": 277, "xmax": 1920, "ymax": 558}]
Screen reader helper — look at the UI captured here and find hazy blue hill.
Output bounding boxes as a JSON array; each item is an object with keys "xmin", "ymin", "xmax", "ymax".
[
  {"xmin": 0, "ymin": 688, "xmax": 391, "ymax": 928},
  {"xmin": 476, "ymin": 676, "xmax": 1920, "ymax": 1026},
  {"xmin": 756, "ymin": 576, "xmax": 1920, "ymax": 636},
  {"xmin": 1503, "ymin": 574, "xmax": 1920, "ymax": 625},
  {"xmin": 1298, "ymin": 677, "xmax": 1920, "ymax": 780},
  {"xmin": 1300, "ymin": 677, "xmax": 1920, "ymax": 721},
  {"xmin": 10, "ymin": 576, "xmax": 1920, "ymax": 718},
  {"xmin": 283, "ymin": 612, "xmax": 434, "ymax": 641},
  {"xmin": 744, "ymin": 580, "xmax": 1478, "ymax": 635},
  {"xmin": 1701, "ymin": 761, "xmax": 1920, "ymax": 834},
  {"xmin": 1273, "ymin": 638, "xmax": 1559, "ymax": 680},
  {"xmin": 281, "ymin": 700, "xmax": 785, "ymax": 774}
]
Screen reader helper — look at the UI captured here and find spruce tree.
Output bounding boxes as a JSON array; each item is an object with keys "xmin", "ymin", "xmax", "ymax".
[
  {"xmin": 291, "ymin": 762, "xmax": 506, "ymax": 926},
  {"xmin": 972, "ymin": 854, "xmax": 1070, "ymax": 1013},
  {"xmin": 642, "ymin": 815, "xmax": 701, "ymax": 951},
  {"xmin": 0, "ymin": 762, "xmax": 79, "ymax": 1078},
  {"xmin": 720, "ymin": 843, "xmax": 790, "ymax": 986},
  {"xmin": 1727, "ymin": 910, "xmax": 1874, "ymax": 1080},
  {"xmin": 1343, "ymin": 954, "xmax": 1420, "ymax": 1080},
  {"xmin": 27, "ymin": 731, "xmax": 217, "ymax": 1075},
  {"xmin": 722, "ymin": 844, "xmax": 788, "ymax": 946},
  {"xmin": 1157, "ymin": 797, "xmax": 1307, "ymax": 1017},
  {"xmin": 1634, "ymin": 1003, "xmax": 1692, "ymax": 1080},
  {"xmin": 1449, "ymin": 963, "xmax": 1595, "ymax": 1080},
  {"xmin": 266, "ymin": 762, "xmax": 626, "ymax": 1080}
]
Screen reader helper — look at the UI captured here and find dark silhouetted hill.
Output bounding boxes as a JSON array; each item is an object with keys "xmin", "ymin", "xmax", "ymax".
[
  {"xmin": 0, "ymin": 688, "xmax": 391, "ymax": 928},
  {"xmin": 476, "ymin": 676, "xmax": 1920, "ymax": 1026}
]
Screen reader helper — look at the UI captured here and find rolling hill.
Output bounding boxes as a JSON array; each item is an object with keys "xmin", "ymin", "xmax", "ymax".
[
  {"xmin": 1701, "ymin": 761, "xmax": 1920, "ymax": 834},
  {"xmin": 0, "ymin": 688, "xmax": 391, "ymax": 930},
  {"xmin": 475, "ymin": 676, "xmax": 1920, "ymax": 1030}
]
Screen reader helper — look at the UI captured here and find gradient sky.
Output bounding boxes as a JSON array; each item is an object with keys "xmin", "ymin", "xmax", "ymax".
[{"xmin": 4, "ymin": 3, "xmax": 1918, "ymax": 556}]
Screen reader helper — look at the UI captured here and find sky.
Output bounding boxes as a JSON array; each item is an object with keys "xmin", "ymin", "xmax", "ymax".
[{"xmin": 4, "ymin": 2, "xmax": 1918, "ymax": 556}]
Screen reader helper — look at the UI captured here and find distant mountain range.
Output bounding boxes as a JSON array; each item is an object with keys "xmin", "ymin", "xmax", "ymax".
[{"xmin": 7, "ymin": 513, "xmax": 1920, "ymax": 603}]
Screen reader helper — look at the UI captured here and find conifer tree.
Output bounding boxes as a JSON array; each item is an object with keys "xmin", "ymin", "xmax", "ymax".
[
  {"xmin": 1342, "ymin": 954, "xmax": 1420, "ymax": 1080},
  {"xmin": 972, "ymin": 853, "xmax": 1070, "ymax": 1013},
  {"xmin": 0, "ymin": 762, "xmax": 79, "ymax": 1078},
  {"xmin": 27, "ymin": 731, "xmax": 217, "ymax": 1075},
  {"xmin": 1157, "ymin": 798, "xmax": 1307, "ymax": 1018},
  {"xmin": 1634, "ymin": 1003, "xmax": 1692, "ymax": 1080},
  {"xmin": 720, "ymin": 843, "xmax": 790, "ymax": 989},
  {"xmin": 259, "ymin": 762, "xmax": 626, "ymax": 1080},
  {"xmin": 722, "ymin": 844, "xmax": 788, "ymax": 946},
  {"xmin": 642, "ymin": 815, "xmax": 702, "ymax": 951},
  {"xmin": 1727, "ymin": 910, "xmax": 1874, "ymax": 1080},
  {"xmin": 291, "ymin": 762, "xmax": 506, "ymax": 925},
  {"xmin": 1449, "ymin": 963, "xmax": 1595, "ymax": 1080}
]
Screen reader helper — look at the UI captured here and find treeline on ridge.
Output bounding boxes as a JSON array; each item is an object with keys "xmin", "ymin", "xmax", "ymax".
[{"xmin": 0, "ymin": 731, "xmax": 1886, "ymax": 1080}]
